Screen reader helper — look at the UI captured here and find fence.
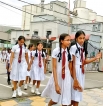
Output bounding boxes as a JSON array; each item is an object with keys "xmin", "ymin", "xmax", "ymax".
[{"xmin": 86, "ymin": 42, "xmax": 100, "ymax": 71}]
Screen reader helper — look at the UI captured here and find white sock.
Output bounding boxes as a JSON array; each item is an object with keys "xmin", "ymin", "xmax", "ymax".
[{"xmin": 14, "ymin": 90, "xmax": 16, "ymax": 93}]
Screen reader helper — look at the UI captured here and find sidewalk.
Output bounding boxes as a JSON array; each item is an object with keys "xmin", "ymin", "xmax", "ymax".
[{"xmin": 0, "ymin": 88, "xmax": 103, "ymax": 106}]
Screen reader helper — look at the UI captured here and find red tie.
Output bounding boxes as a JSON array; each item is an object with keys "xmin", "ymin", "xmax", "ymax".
[
  {"xmin": 62, "ymin": 51, "xmax": 66, "ymax": 80},
  {"xmin": 81, "ymin": 48, "xmax": 84, "ymax": 74},
  {"xmin": 39, "ymin": 52, "xmax": 42, "ymax": 68},
  {"xmin": 18, "ymin": 46, "xmax": 22, "ymax": 63}
]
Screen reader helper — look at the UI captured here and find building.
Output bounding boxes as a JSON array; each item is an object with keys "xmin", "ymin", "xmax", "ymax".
[
  {"xmin": 11, "ymin": 14, "xmax": 69, "ymax": 46},
  {"xmin": 72, "ymin": 0, "xmax": 103, "ymax": 24},
  {"xmin": 21, "ymin": 0, "xmax": 103, "ymax": 30},
  {"xmin": 21, "ymin": 0, "xmax": 77, "ymax": 30},
  {"xmin": 70, "ymin": 22, "xmax": 103, "ymax": 49},
  {"xmin": 0, "ymin": 25, "xmax": 20, "ymax": 48}
]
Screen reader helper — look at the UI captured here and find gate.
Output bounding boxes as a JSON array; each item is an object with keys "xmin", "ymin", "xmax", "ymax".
[{"xmin": 86, "ymin": 42, "xmax": 100, "ymax": 71}]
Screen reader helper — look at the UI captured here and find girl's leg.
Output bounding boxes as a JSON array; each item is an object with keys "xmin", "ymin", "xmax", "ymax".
[
  {"xmin": 28, "ymin": 77, "xmax": 32, "ymax": 87},
  {"xmin": 31, "ymin": 80, "xmax": 36, "ymax": 93},
  {"xmin": 35, "ymin": 81, "xmax": 41, "ymax": 95},
  {"xmin": 48, "ymin": 99, "xmax": 57, "ymax": 106},
  {"xmin": 72, "ymin": 101, "xmax": 79, "ymax": 106},
  {"xmin": 7, "ymin": 72, "xmax": 11, "ymax": 85},
  {"xmin": 11, "ymin": 80, "xmax": 14, "ymax": 91},
  {"xmin": 12, "ymin": 81, "xmax": 18, "ymax": 98},
  {"xmin": 17, "ymin": 80, "xmax": 24, "ymax": 96},
  {"xmin": 24, "ymin": 76, "xmax": 29, "ymax": 90}
]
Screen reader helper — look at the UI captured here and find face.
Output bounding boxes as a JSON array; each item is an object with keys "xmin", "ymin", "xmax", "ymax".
[
  {"xmin": 31, "ymin": 45, "xmax": 35, "ymax": 50},
  {"xmin": 18, "ymin": 39, "xmax": 25, "ymax": 46},
  {"xmin": 37, "ymin": 43, "xmax": 43, "ymax": 51},
  {"xmin": 76, "ymin": 34, "xmax": 85, "ymax": 46},
  {"xmin": 61, "ymin": 36, "xmax": 71, "ymax": 48},
  {"xmin": 9, "ymin": 50, "xmax": 11, "ymax": 53}
]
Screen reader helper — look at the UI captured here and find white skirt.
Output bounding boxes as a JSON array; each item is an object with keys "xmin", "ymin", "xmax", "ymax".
[
  {"xmin": 41, "ymin": 72, "xmax": 71, "ymax": 105},
  {"xmin": 71, "ymin": 65, "xmax": 85, "ymax": 102},
  {"xmin": 2, "ymin": 55, "xmax": 6, "ymax": 59},
  {"xmin": 30, "ymin": 64, "xmax": 45, "ymax": 81},
  {"xmin": 26, "ymin": 70, "xmax": 31, "ymax": 77},
  {"xmin": 10, "ymin": 59, "xmax": 27, "ymax": 81}
]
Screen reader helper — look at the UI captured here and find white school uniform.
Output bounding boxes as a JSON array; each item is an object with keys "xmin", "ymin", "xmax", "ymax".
[
  {"xmin": 70, "ymin": 43, "xmax": 85, "ymax": 102},
  {"xmin": 0, "ymin": 51, "xmax": 2, "ymax": 60},
  {"xmin": 26, "ymin": 50, "xmax": 32, "ymax": 76},
  {"xmin": 41, "ymin": 47, "xmax": 72, "ymax": 105},
  {"xmin": 10, "ymin": 44, "xmax": 28, "ymax": 81},
  {"xmin": 2, "ymin": 50, "xmax": 7, "ymax": 60},
  {"xmin": 30, "ymin": 50, "xmax": 45, "ymax": 81},
  {"xmin": 7, "ymin": 53, "xmax": 11, "ymax": 63}
]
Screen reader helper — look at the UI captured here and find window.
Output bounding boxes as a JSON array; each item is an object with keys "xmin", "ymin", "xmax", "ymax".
[
  {"xmin": 27, "ymin": 34, "xmax": 29, "ymax": 36},
  {"xmin": 92, "ymin": 25, "xmax": 96, "ymax": 32},
  {"xmin": 65, "ymin": 8, "xmax": 67, "ymax": 15},
  {"xmin": 34, "ymin": 31, "xmax": 38, "ymax": 35},
  {"xmin": 46, "ymin": 31, "xmax": 52, "ymax": 38},
  {"xmin": 98, "ymin": 23, "xmax": 101, "ymax": 31},
  {"xmin": 71, "ymin": 26, "xmax": 77, "ymax": 32},
  {"xmin": 50, "ymin": 3, "xmax": 53, "ymax": 10},
  {"xmin": 92, "ymin": 24, "xmax": 101, "ymax": 32}
]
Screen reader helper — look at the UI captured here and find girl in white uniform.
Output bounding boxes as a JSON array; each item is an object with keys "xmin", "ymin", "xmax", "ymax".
[
  {"xmin": 28, "ymin": 42, "xmax": 46, "ymax": 95},
  {"xmin": 2, "ymin": 48, "xmax": 7, "ymax": 62},
  {"xmin": 9, "ymin": 36, "xmax": 29, "ymax": 98},
  {"xmin": 6, "ymin": 48, "xmax": 11, "ymax": 85},
  {"xmin": 70, "ymin": 30, "xmax": 102, "ymax": 106},
  {"xmin": 24, "ymin": 44, "xmax": 35, "ymax": 90},
  {"xmin": 41, "ymin": 33, "xmax": 80, "ymax": 106}
]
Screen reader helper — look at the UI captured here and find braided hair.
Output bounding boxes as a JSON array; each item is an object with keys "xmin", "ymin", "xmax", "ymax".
[
  {"xmin": 57, "ymin": 33, "xmax": 71, "ymax": 62},
  {"xmin": 75, "ymin": 30, "xmax": 88, "ymax": 58},
  {"xmin": 35, "ymin": 42, "xmax": 44, "ymax": 57}
]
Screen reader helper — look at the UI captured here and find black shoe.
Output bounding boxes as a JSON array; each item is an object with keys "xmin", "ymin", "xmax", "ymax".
[{"xmin": 8, "ymin": 81, "xmax": 11, "ymax": 85}]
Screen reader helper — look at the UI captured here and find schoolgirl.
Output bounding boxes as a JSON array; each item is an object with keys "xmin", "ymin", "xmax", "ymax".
[
  {"xmin": 9, "ymin": 36, "xmax": 29, "ymax": 98},
  {"xmin": 70, "ymin": 30, "xmax": 102, "ymax": 106},
  {"xmin": 28, "ymin": 42, "xmax": 46, "ymax": 95}
]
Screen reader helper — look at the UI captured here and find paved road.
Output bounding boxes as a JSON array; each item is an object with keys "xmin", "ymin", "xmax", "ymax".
[{"xmin": 0, "ymin": 62, "xmax": 103, "ymax": 106}]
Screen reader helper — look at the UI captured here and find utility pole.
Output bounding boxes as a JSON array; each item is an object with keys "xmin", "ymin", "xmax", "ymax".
[{"xmin": 23, "ymin": 6, "xmax": 26, "ymax": 36}]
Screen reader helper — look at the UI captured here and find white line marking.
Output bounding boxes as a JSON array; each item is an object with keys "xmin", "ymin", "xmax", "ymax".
[
  {"xmin": 0, "ymin": 83, "xmax": 28, "ymax": 95},
  {"xmin": 45, "ymin": 75, "xmax": 50, "ymax": 79},
  {"xmin": 40, "ymin": 84, "xmax": 46, "ymax": 87},
  {"xmin": 86, "ymin": 79, "xmax": 103, "ymax": 83}
]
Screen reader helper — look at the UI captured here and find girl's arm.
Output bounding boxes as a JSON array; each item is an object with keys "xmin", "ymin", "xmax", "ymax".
[
  {"xmin": 28, "ymin": 57, "xmax": 34, "ymax": 70},
  {"xmin": 52, "ymin": 58, "xmax": 61, "ymax": 94},
  {"xmin": 6, "ymin": 60, "xmax": 9, "ymax": 70},
  {"xmin": 9, "ymin": 52, "xmax": 14, "ymax": 71},
  {"xmin": 43, "ymin": 58, "xmax": 46, "ymax": 74},
  {"xmin": 52, "ymin": 58, "xmax": 58, "ymax": 86},
  {"xmin": 25, "ymin": 53, "xmax": 29, "ymax": 65},
  {"xmin": 72, "ymin": 55, "xmax": 83, "ymax": 92},
  {"xmin": 84, "ymin": 52, "xmax": 102, "ymax": 65}
]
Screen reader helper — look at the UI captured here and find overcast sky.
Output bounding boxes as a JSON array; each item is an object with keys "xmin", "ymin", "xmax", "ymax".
[{"xmin": 0, "ymin": 0, "xmax": 103, "ymax": 27}]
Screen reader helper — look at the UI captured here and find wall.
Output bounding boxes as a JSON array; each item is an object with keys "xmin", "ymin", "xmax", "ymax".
[
  {"xmin": 70, "ymin": 23, "xmax": 103, "ymax": 48},
  {"xmin": 30, "ymin": 21, "xmax": 58, "ymax": 39},
  {"xmin": 11, "ymin": 30, "xmax": 30, "ymax": 44}
]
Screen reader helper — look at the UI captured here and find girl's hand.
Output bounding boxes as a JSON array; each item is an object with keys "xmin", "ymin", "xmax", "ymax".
[
  {"xmin": 55, "ymin": 84, "xmax": 61, "ymax": 94},
  {"xmin": 9, "ymin": 66, "xmax": 12, "ymax": 72},
  {"xmin": 27, "ymin": 66, "xmax": 30, "ymax": 71},
  {"xmin": 6, "ymin": 65, "xmax": 8, "ymax": 70},
  {"xmin": 96, "ymin": 52, "xmax": 102, "ymax": 59},
  {"xmin": 44, "ymin": 68, "xmax": 46, "ymax": 74},
  {"xmin": 73, "ymin": 79, "xmax": 83, "ymax": 92}
]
